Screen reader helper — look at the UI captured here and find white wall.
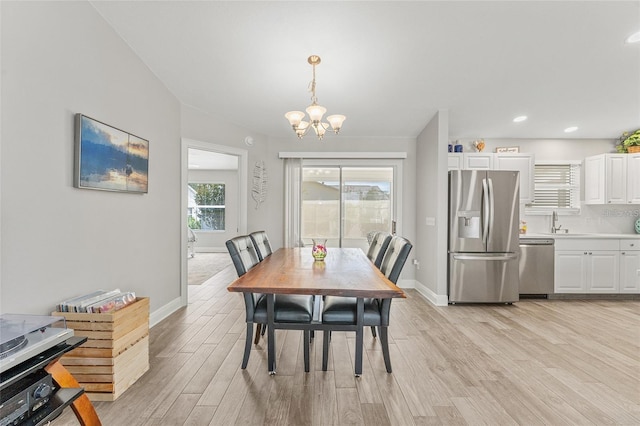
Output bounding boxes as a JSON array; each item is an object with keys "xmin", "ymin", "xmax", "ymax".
[
  {"xmin": 1, "ymin": 2, "xmax": 181, "ymax": 315},
  {"xmin": 188, "ymin": 169, "xmax": 239, "ymax": 251},
  {"xmin": 415, "ymin": 111, "xmax": 449, "ymax": 305}
]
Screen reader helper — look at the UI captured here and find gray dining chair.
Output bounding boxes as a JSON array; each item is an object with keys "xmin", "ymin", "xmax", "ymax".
[
  {"xmin": 226, "ymin": 235, "xmax": 314, "ymax": 371},
  {"xmin": 366, "ymin": 231, "xmax": 392, "ymax": 268},
  {"xmin": 321, "ymin": 235, "xmax": 412, "ymax": 374},
  {"xmin": 249, "ymin": 230, "xmax": 273, "ymax": 261}
]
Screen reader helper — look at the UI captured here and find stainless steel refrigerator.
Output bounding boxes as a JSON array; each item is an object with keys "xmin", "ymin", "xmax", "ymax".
[{"xmin": 448, "ymin": 170, "xmax": 520, "ymax": 303}]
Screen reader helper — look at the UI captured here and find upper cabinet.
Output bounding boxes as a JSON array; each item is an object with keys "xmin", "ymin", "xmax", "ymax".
[
  {"xmin": 584, "ymin": 153, "xmax": 640, "ymax": 204},
  {"xmin": 494, "ymin": 153, "xmax": 535, "ymax": 204},
  {"xmin": 448, "ymin": 152, "xmax": 535, "ymax": 204}
]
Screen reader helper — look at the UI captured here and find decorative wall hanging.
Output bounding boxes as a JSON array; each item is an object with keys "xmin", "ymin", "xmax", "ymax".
[
  {"xmin": 74, "ymin": 114, "xmax": 149, "ymax": 193},
  {"xmin": 252, "ymin": 160, "xmax": 267, "ymax": 209}
]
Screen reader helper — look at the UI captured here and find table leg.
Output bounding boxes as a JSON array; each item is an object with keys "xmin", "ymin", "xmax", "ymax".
[
  {"xmin": 267, "ymin": 293, "xmax": 276, "ymax": 375},
  {"xmin": 355, "ymin": 297, "xmax": 364, "ymax": 377}
]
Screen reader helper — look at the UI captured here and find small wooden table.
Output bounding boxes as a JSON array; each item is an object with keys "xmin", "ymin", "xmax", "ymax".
[{"xmin": 227, "ymin": 247, "xmax": 405, "ymax": 375}]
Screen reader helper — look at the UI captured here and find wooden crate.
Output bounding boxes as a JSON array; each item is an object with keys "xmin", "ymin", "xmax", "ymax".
[{"xmin": 52, "ymin": 297, "xmax": 150, "ymax": 401}]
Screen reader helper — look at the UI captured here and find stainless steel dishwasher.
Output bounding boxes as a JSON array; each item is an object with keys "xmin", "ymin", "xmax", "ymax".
[{"xmin": 519, "ymin": 238, "xmax": 554, "ymax": 297}]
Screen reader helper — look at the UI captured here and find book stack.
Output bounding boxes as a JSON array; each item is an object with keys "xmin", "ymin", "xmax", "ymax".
[{"xmin": 56, "ymin": 289, "xmax": 136, "ymax": 314}]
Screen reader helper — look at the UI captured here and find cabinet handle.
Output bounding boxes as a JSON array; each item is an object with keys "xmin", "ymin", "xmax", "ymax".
[
  {"xmin": 584, "ymin": 252, "xmax": 588, "ymax": 255},
  {"xmin": 589, "ymin": 252, "xmax": 593, "ymax": 255},
  {"xmin": 631, "ymin": 244, "xmax": 635, "ymax": 247},
  {"xmin": 622, "ymin": 252, "xmax": 626, "ymax": 255}
]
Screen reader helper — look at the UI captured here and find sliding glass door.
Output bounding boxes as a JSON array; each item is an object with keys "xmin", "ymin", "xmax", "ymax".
[{"xmin": 301, "ymin": 163, "xmax": 397, "ymax": 251}]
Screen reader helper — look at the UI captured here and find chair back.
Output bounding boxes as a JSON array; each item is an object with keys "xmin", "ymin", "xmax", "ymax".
[
  {"xmin": 249, "ymin": 231, "xmax": 273, "ymax": 261},
  {"xmin": 366, "ymin": 232, "xmax": 392, "ymax": 268},
  {"xmin": 226, "ymin": 236, "xmax": 262, "ymax": 320},
  {"xmin": 379, "ymin": 236, "xmax": 413, "ymax": 284},
  {"xmin": 226, "ymin": 235, "xmax": 260, "ymax": 277}
]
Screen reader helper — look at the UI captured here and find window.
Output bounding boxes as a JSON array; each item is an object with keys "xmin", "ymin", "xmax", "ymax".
[
  {"xmin": 526, "ymin": 163, "xmax": 580, "ymax": 212},
  {"xmin": 188, "ymin": 183, "xmax": 225, "ymax": 230}
]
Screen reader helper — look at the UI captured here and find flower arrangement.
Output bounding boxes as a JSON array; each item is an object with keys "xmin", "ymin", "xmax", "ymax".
[
  {"xmin": 615, "ymin": 129, "xmax": 640, "ymax": 153},
  {"xmin": 312, "ymin": 239, "xmax": 327, "ymax": 261}
]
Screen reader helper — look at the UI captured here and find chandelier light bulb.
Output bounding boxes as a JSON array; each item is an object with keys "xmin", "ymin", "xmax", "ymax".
[
  {"xmin": 284, "ymin": 55, "xmax": 346, "ymax": 140},
  {"xmin": 306, "ymin": 104, "xmax": 327, "ymax": 123},
  {"xmin": 285, "ymin": 111, "xmax": 305, "ymax": 127}
]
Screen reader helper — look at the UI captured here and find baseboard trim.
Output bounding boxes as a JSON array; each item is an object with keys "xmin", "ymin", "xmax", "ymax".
[
  {"xmin": 414, "ymin": 280, "xmax": 449, "ymax": 306},
  {"xmin": 149, "ymin": 297, "xmax": 184, "ymax": 328}
]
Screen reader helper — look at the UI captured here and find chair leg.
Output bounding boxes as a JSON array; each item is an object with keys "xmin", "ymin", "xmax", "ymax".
[
  {"xmin": 371, "ymin": 326, "xmax": 377, "ymax": 339},
  {"xmin": 242, "ymin": 323, "xmax": 253, "ymax": 369},
  {"xmin": 322, "ymin": 331, "xmax": 330, "ymax": 371},
  {"xmin": 304, "ymin": 330, "xmax": 310, "ymax": 372},
  {"xmin": 379, "ymin": 326, "xmax": 392, "ymax": 373},
  {"xmin": 254, "ymin": 323, "xmax": 262, "ymax": 344}
]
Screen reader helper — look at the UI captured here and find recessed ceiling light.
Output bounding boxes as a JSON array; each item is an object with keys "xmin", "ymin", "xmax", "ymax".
[
  {"xmin": 626, "ymin": 31, "xmax": 640, "ymax": 44},
  {"xmin": 564, "ymin": 126, "xmax": 578, "ymax": 133},
  {"xmin": 513, "ymin": 115, "xmax": 527, "ymax": 123}
]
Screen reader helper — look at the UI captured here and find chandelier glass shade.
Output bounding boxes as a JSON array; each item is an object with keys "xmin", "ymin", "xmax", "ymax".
[{"xmin": 285, "ymin": 55, "xmax": 346, "ymax": 140}]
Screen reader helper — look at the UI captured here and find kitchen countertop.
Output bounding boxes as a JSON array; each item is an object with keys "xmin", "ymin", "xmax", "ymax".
[{"xmin": 520, "ymin": 233, "xmax": 640, "ymax": 239}]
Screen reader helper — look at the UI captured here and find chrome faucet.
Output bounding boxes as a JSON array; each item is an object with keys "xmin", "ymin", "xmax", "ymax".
[{"xmin": 551, "ymin": 210, "xmax": 562, "ymax": 233}]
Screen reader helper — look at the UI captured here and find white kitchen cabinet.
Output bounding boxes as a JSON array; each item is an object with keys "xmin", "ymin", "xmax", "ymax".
[
  {"xmin": 626, "ymin": 154, "xmax": 640, "ymax": 203},
  {"xmin": 555, "ymin": 251, "xmax": 588, "ymax": 292},
  {"xmin": 584, "ymin": 155, "xmax": 606, "ymax": 204},
  {"xmin": 554, "ymin": 239, "xmax": 620, "ymax": 293},
  {"xmin": 448, "ymin": 153, "xmax": 463, "ymax": 170},
  {"xmin": 587, "ymin": 251, "xmax": 619, "ymax": 292},
  {"xmin": 584, "ymin": 153, "xmax": 640, "ymax": 204},
  {"xmin": 463, "ymin": 153, "xmax": 493, "ymax": 170},
  {"xmin": 619, "ymin": 240, "xmax": 640, "ymax": 293},
  {"xmin": 494, "ymin": 153, "xmax": 535, "ymax": 204},
  {"xmin": 451, "ymin": 152, "xmax": 535, "ymax": 203}
]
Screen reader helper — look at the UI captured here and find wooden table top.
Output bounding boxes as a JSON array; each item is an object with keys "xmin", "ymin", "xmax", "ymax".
[{"xmin": 227, "ymin": 248, "xmax": 406, "ymax": 299}]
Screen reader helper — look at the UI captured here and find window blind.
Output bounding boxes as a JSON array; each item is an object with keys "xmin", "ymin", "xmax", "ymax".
[{"xmin": 528, "ymin": 163, "xmax": 580, "ymax": 209}]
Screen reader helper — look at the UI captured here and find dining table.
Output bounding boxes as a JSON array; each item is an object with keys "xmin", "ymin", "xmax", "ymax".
[{"xmin": 227, "ymin": 247, "xmax": 406, "ymax": 375}]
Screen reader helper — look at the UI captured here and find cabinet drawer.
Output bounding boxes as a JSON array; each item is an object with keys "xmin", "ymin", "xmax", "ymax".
[
  {"xmin": 620, "ymin": 240, "xmax": 640, "ymax": 251},
  {"xmin": 554, "ymin": 238, "xmax": 619, "ymax": 251}
]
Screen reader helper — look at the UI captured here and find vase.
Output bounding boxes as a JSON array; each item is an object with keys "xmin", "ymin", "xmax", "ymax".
[{"xmin": 312, "ymin": 239, "xmax": 327, "ymax": 261}]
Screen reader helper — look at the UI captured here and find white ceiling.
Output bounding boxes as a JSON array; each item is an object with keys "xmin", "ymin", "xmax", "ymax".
[{"xmin": 92, "ymin": 1, "xmax": 640, "ymax": 141}]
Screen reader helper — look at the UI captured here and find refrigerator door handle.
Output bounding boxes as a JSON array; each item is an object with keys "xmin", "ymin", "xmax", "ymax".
[
  {"xmin": 482, "ymin": 178, "xmax": 490, "ymax": 243},
  {"xmin": 488, "ymin": 177, "xmax": 495, "ymax": 244},
  {"xmin": 453, "ymin": 253, "xmax": 518, "ymax": 261}
]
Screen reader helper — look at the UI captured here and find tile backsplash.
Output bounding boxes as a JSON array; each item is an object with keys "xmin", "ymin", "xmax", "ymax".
[{"xmin": 523, "ymin": 204, "xmax": 640, "ymax": 235}]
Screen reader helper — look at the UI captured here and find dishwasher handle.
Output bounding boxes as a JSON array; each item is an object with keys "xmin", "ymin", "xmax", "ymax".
[{"xmin": 520, "ymin": 239, "xmax": 554, "ymax": 246}]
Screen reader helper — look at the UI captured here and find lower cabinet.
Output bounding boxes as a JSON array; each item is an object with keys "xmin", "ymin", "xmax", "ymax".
[
  {"xmin": 619, "ymin": 247, "xmax": 640, "ymax": 293},
  {"xmin": 554, "ymin": 250, "xmax": 618, "ymax": 293}
]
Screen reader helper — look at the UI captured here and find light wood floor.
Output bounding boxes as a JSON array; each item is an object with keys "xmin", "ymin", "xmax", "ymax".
[{"xmin": 53, "ymin": 265, "xmax": 640, "ymax": 425}]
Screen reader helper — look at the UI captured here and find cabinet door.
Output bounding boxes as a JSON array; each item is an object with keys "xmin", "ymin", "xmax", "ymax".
[
  {"xmin": 626, "ymin": 154, "xmax": 640, "ymax": 204},
  {"xmin": 620, "ymin": 251, "xmax": 640, "ymax": 293},
  {"xmin": 463, "ymin": 153, "xmax": 493, "ymax": 170},
  {"xmin": 554, "ymin": 251, "xmax": 587, "ymax": 293},
  {"xmin": 586, "ymin": 251, "xmax": 619, "ymax": 292},
  {"xmin": 448, "ymin": 153, "xmax": 463, "ymax": 171},
  {"xmin": 584, "ymin": 155, "xmax": 605, "ymax": 204},
  {"xmin": 605, "ymin": 155, "xmax": 627, "ymax": 204},
  {"xmin": 494, "ymin": 153, "xmax": 534, "ymax": 204}
]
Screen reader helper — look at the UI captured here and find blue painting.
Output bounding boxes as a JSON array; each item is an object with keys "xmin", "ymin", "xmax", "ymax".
[{"xmin": 74, "ymin": 114, "xmax": 149, "ymax": 193}]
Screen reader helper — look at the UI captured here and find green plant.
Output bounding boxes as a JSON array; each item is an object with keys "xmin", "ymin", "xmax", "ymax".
[{"xmin": 616, "ymin": 129, "xmax": 640, "ymax": 153}]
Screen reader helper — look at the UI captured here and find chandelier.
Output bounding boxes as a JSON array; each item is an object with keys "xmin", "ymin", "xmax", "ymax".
[{"xmin": 284, "ymin": 55, "xmax": 346, "ymax": 140}]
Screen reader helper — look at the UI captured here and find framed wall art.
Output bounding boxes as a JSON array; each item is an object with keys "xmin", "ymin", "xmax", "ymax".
[{"xmin": 74, "ymin": 114, "xmax": 149, "ymax": 193}]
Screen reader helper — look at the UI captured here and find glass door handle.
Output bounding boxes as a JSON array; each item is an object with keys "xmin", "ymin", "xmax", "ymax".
[{"xmin": 392, "ymin": 220, "xmax": 397, "ymax": 235}]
